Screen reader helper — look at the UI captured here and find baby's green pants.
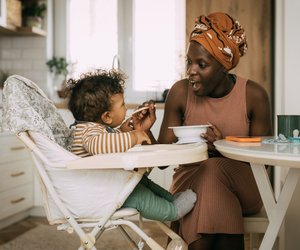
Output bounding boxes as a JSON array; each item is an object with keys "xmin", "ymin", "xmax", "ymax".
[{"xmin": 122, "ymin": 175, "xmax": 177, "ymax": 221}]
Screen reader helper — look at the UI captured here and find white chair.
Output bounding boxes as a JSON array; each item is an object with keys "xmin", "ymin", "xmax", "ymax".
[
  {"xmin": 243, "ymin": 199, "xmax": 284, "ymax": 249},
  {"xmin": 2, "ymin": 75, "xmax": 192, "ymax": 250},
  {"xmin": 244, "ymin": 207, "xmax": 269, "ymax": 250}
]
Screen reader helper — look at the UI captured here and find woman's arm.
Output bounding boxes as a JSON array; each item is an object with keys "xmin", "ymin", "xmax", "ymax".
[{"xmin": 158, "ymin": 80, "xmax": 188, "ymax": 144}]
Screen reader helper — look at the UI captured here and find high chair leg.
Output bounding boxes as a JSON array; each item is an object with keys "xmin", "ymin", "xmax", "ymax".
[
  {"xmin": 117, "ymin": 226, "xmax": 140, "ymax": 250},
  {"xmin": 156, "ymin": 221, "xmax": 188, "ymax": 250},
  {"xmin": 112, "ymin": 219, "xmax": 164, "ymax": 250}
]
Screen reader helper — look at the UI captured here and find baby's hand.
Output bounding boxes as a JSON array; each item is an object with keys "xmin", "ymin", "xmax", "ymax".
[{"xmin": 131, "ymin": 130, "xmax": 151, "ymax": 145}]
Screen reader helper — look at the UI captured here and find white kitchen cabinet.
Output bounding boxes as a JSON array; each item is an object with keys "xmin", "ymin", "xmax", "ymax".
[{"xmin": 0, "ymin": 132, "xmax": 34, "ymax": 229}]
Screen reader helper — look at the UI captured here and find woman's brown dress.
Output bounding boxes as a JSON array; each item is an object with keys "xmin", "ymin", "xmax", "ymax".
[{"xmin": 169, "ymin": 76, "xmax": 262, "ymax": 244}]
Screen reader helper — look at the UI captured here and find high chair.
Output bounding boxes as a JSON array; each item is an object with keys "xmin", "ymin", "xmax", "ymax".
[{"xmin": 2, "ymin": 75, "xmax": 208, "ymax": 250}]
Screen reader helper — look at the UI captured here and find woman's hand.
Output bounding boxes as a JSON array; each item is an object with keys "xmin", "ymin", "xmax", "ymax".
[
  {"xmin": 201, "ymin": 123, "xmax": 223, "ymax": 153},
  {"xmin": 120, "ymin": 118, "xmax": 134, "ymax": 132},
  {"xmin": 132, "ymin": 100, "xmax": 156, "ymax": 131}
]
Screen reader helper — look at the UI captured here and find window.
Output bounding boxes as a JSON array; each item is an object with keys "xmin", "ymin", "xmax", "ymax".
[
  {"xmin": 66, "ymin": 0, "xmax": 185, "ymax": 103},
  {"xmin": 68, "ymin": 0, "xmax": 118, "ymax": 75}
]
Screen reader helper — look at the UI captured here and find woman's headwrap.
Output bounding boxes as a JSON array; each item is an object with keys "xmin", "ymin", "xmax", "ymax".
[{"xmin": 190, "ymin": 12, "xmax": 247, "ymax": 70}]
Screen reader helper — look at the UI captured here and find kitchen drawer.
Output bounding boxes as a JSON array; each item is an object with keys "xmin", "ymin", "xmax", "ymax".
[
  {"xmin": 0, "ymin": 184, "xmax": 33, "ymax": 220},
  {"xmin": 0, "ymin": 158, "xmax": 33, "ymax": 192},
  {"xmin": 0, "ymin": 133, "xmax": 21, "ymax": 146},
  {"xmin": 0, "ymin": 134, "xmax": 29, "ymax": 164}
]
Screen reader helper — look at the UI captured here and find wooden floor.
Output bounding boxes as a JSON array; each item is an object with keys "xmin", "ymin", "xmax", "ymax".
[
  {"xmin": 0, "ymin": 216, "xmax": 255, "ymax": 249},
  {"xmin": 0, "ymin": 216, "xmax": 168, "ymax": 249},
  {"xmin": 0, "ymin": 217, "xmax": 48, "ymax": 245}
]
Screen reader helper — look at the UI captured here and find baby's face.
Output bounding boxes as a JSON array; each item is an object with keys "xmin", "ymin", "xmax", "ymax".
[{"xmin": 109, "ymin": 93, "xmax": 127, "ymax": 127}]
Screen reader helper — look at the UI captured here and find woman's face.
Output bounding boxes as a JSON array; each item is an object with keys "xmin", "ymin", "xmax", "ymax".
[
  {"xmin": 186, "ymin": 41, "xmax": 226, "ymax": 98},
  {"xmin": 109, "ymin": 93, "xmax": 127, "ymax": 127}
]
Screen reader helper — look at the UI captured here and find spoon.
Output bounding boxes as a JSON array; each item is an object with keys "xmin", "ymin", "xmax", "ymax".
[
  {"xmin": 120, "ymin": 106, "xmax": 150, "ymax": 126},
  {"xmin": 130, "ymin": 106, "xmax": 149, "ymax": 116}
]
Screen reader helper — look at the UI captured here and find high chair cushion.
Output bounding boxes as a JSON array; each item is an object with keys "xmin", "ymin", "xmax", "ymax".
[
  {"xmin": 2, "ymin": 75, "xmax": 73, "ymax": 150},
  {"xmin": 29, "ymin": 131, "xmax": 134, "ymax": 223},
  {"xmin": 2, "ymin": 75, "xmax": 134, "ymax": 222},
  {"xmin": 30, "ymin": 131, "xmax": 79, "ymax": 166}
]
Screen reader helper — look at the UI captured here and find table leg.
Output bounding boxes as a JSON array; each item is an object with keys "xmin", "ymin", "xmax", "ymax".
[{"xmin": 250, "ymin": 163, "xmax": 300, "ymax": 250}]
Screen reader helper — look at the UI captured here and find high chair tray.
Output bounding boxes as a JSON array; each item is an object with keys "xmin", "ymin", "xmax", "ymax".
[{"xmin": 67, "ymin": 143, "xmax": 208, "ymax": 170}]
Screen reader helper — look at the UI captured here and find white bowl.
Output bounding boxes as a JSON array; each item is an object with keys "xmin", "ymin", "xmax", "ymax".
[{"xmin": 169, "ymin": 125, "xmax": 211, "ymax": 144}]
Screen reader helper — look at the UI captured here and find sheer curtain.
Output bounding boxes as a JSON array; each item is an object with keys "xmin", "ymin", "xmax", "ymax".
[{"xmin": 68, "ymin": 0, "xmax": 118, "ymax": 77}]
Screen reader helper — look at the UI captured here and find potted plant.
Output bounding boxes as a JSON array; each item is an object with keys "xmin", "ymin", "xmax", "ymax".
[
  {"xmin": 22, "ymin": 0, "xmax": 47, "ymax": 29},
  {"xmin": 46, "ymin": 57, "xmax": 69, "ymax": 78},
  {"xmin": 46, "ymin": 57, "xmax": 70, "ymax": 98}
]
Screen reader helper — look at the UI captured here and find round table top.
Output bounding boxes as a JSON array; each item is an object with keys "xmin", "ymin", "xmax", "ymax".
[
  {"xmin": 67, "ymin": 143, "xmax": 208, "ymax": 170},
  {"xmin": 214, "ymin": 137, "xmax": 300, "ymax": 168}
]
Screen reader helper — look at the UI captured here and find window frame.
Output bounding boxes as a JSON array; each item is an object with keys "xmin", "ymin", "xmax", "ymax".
[{"xmin": 54, "ymin": 0, "xmax": 185, "ymax": 103}]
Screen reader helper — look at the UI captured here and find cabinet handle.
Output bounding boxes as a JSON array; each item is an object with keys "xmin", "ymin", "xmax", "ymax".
[
  {"xmin": 11, "ymin": 171, "xmax": 25, "ymax": 177},
  {"xmin": 11, "ymin": 197, "xmax": 25, "ymax": 204},
  {"xmin": 10, "ymin": 146, "xmax": 25, "ymax": 151}
]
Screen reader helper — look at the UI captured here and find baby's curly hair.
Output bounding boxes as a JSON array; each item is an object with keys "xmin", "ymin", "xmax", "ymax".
[{"xmin": 67, "ymin": 69, "xmax": 126, "ymax": 122}]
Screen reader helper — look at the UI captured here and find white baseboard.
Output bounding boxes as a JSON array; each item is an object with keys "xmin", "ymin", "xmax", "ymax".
[
  {"xmin": 29, "ymin": 206, "xmax": 46, "ymax": 217},
  {"xmin": 0, "ymin": 210, "xmax": 31, "ymax": 230}
]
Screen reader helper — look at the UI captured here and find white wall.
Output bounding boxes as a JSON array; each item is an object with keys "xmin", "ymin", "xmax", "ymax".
[
  {"xmin": 0, "ymin": 37, "xmax": 48, "ymax": 93},
  {"xmin": 275, "ymin": 1, "xmax": 300, "ymax": 249},
  {"xmin": 0, "ymin": 0, "xmax": 53, "ymax": 96},
  {"xmin": 276, "ymin": 1, "xmax": 300, "ymax": 115}
]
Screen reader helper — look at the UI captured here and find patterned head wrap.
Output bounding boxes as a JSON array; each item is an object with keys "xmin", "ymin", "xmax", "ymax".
[{"xmin": 190, "ymin": 12, "xmax": 247, "ymax": 70}]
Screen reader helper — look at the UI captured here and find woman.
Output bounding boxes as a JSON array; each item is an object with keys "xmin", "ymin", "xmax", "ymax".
[{"xmin": 158, "ymin": 12, "xmax": 272, "ymax": 250}]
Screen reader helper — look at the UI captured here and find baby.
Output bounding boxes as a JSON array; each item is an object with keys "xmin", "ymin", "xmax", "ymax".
[{"xmin": 67, "ymin": 69, "xmax": 196, "ymax": 221}]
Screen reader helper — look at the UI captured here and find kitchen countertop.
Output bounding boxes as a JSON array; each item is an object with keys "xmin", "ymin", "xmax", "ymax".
[{"xmin": 54, "ymin": 100, "xmax": 165, "ymax": 109}]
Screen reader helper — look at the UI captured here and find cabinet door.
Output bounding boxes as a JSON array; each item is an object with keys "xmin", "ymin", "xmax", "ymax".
[
  {"xmin": 0, "ymin": 134, "xmax": 34, "ymax": 221},
  {"xmin": 0, "ymin": 135, "xmax": 29, "ymax": 164},
  {"xmin": 0, "ymin": 184, "xmax": 33, "ymax": 220},
  {"xmin": 0, "ymin": 159, "xmax": 33, "ymax": 192}
]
